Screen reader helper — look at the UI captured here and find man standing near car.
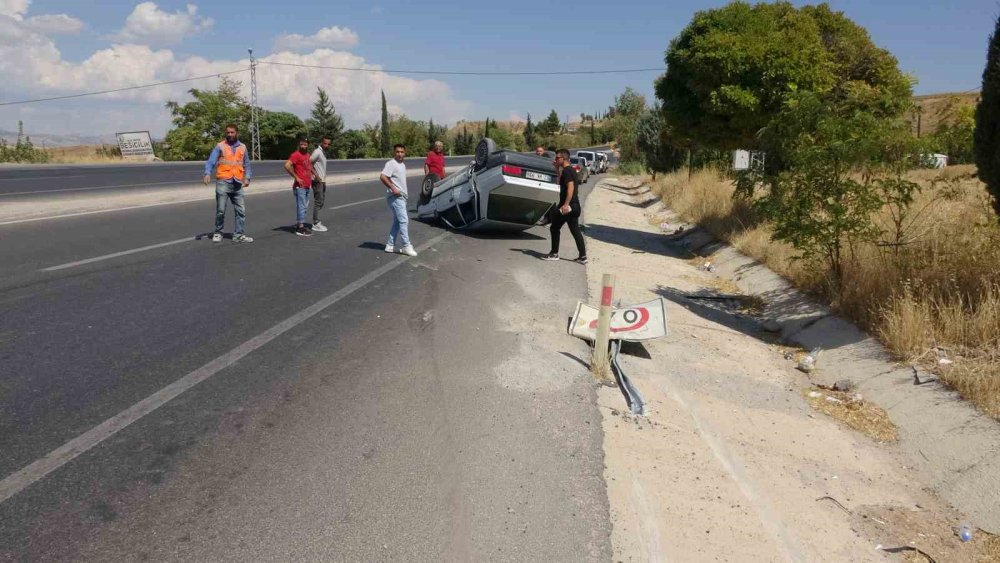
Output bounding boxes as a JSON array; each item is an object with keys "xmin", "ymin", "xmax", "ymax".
[
  {"xmin": 310, "ymin": 137, "xmax": 331, "ymax": 232},
  {"xmin": 423, "ymin": 140, "xmax": 445, "ymax": 179},
  {"xmin": 542, "ymin": 148, "xmax": 587, "ymax": 263},
  {"xmin": 203, "ymin": 124, "xmax": 253, "ymax": 243},
  {"xmin": 284, "ymin": 137, "xmax": 313, "ymax": 237},
  {"xmin": 380, "ymin": 144, "xmax": 417, "ymax": 257}
]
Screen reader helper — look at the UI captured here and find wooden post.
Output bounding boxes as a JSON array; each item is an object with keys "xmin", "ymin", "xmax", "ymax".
[{"xmin": 592, "ymin": 274, "xmax": 615, "ymax": 382}]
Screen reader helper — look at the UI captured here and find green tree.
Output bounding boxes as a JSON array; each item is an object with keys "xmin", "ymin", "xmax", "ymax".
[
  {"xmin": 342, "ymin": 129, "xmax": 370, "ymax": 159},
  {"xmin": 523, "ymin": 113, "xmax": 536, "ymax": 149},
  {"xmin": 380, "ymin": 90, "xmax": 390, "ymax": 156},
  {"xmin": 258, "ymin": 110, "xmax": 307, "ymax": 159},
  {"xmin": 655, "ymin": 1, "xmax": 911, "ymax": 151},
  {"xmin": 635, "ymin": 106, "xmax": 683, "ymax": 179},
  {"xmin": 163, "ymin": 77, "xmax": 250, "ymax": 161},
  {"xmin": 389, "ymin": 114, "xmax": 429, "ymax": 152},
  {"xmin": 539, "ymin": 110, "xmax": 561, "ymax": 137},
  {"xmin": 484, "ymin": 117, "xmax": 492, "ymax": 139},
  {"xmin": 928, "ymin": 98, "xmax": 975, "ymax": 165},
  {"xmin": 609, "ymin": 87, "xmax": 647, "ymax": 162},
  {"xmin": 427, "ymin": 118, "xmax": 437, "ymax": 150},
  {"xmin": 454, "ymin": 124, "xmax": 474, "ymax": 155},
  {"xmin": 975, "ymin": 16, "xmax": 1000, "ymax": 215},
  {"xmin": 755, "ymin": 92, "xmax": 918, "ymax": 284},
  {"xmin": 306, "ymin": 87, "xmax": 344, "ymax": 157}
]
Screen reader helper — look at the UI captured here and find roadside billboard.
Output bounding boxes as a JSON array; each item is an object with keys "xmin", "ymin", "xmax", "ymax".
[{"xmin": 116, "ymin": 131, "xmax": 155, "ymax": 161}]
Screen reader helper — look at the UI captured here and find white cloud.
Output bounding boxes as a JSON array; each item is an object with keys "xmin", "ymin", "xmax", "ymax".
[
  {"xmin": 0, "ymin": 0, "xmax": 29, "ymax": 19},
  {"xmin": 507, "ymin": 111, "xmax": 526, "ymax": 123},
  {"xmin": 0, "ymin": 21, "xmax": 473, "ymax": 137},
  {"xmin": 274, "ymin": 26, "xmax": 359, "ymax": 52},
  {"xmin": 112, "ymin": 2, "xmax": 213, "ymax": 46},
  {"xmin": 24, "ymin": 13, "xmax": 84, "ymax": 35}
]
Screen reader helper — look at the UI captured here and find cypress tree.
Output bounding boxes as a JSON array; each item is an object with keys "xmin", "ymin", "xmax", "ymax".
[
  {"xmin": 484, "ymin": 117, "xmax": 491, "ymax": 139},
  {"xmin": 975, "ymin": 16, "xmax": 1000, "ymax": 215},
  {"xmin": 523, "ymin": 113, "xmax": 536, "ymax": 149},
  {"xmin": 380, "ymin": 90, "xmax": 390, "ymax": 157}
]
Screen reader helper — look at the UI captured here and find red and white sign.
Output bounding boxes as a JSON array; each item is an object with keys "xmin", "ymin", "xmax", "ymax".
[{"xmin": 569, "ymin": 298, "xmax": 668, "ymax": 342}]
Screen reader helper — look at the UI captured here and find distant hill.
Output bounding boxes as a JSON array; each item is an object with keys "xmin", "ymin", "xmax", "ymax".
[
  {"xmin": 911, "ymin": 91, "xmax": 980, "ymax": 136},
  {"xmin": 0, "ymin": 129, "xmax": 116, "ymax": 147}
]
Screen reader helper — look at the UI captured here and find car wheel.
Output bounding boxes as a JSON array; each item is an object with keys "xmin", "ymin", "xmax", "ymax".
[
  {"xmin": 418, "ymin": 173, "xmax": 439, "ymax": 206},
  {"xmin": 474, "ymin": 138, "xmax": 497, "ymax": 170}
]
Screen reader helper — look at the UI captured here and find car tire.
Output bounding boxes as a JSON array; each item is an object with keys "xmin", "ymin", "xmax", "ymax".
[
  {"xmin": 418, "ymin": 173, "xmax": 439, "ymax": 206},
  {"xmin": 474, "ymin": 138, "xmax": 497, "ymax": 170}
]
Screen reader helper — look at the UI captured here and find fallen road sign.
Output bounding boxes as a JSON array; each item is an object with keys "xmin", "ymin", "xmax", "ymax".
[{"xmin": 569, "ymin": 298, "xmax": 667, "ymax": 342}]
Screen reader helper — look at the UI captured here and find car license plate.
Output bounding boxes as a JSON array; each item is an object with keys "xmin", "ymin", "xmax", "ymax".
[{"xmin": 525, "ymin": 171, "xmax": 549, "ymax": 182}]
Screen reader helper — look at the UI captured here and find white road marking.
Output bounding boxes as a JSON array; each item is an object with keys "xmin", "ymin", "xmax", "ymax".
[
  {"xmin": 37, "ymin": 197, "xmax": 386, "ymax": 271},
  {"xmin": 0, "ymin": 231, "xmax": 451, "ymax": 505}
]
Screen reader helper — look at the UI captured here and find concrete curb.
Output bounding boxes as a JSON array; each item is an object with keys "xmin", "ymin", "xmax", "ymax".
[{"xmin": 665, "ymin": 221, "xmax": 1000, "ymax": 533}]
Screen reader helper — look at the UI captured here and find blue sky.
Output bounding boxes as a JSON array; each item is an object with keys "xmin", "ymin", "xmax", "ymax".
[{"xmin": 0, "ymin": 0, "xmax": 995, "ymax": 138}]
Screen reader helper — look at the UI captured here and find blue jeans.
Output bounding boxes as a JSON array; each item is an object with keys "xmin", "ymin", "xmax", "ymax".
[
  {"xmin": 293, "ymin": 187, "xmax": 309, "ymax": 224},
  {"xmin": 386, "ymin": 195, "xmax": 411, "ymax": 248},
  {"xmin": 215, "ymin": 180, "xmax": 246, "ymax": 235}
]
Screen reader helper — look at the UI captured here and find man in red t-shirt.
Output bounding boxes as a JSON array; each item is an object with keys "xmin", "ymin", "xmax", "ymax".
[
  {"xmin": 423, "ymin": 140, "xmax": 445, "ymax": 179},
  {"xmin": 284, "ymin": 137, "xmax": 314, "ymax": 236}
]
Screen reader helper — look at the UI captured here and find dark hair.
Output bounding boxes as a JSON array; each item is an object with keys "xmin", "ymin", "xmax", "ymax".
[
  {"xmin": 393, "ymin": 143, "xmax": 406, "ymax": 150},
  {"xmin": 297, "ymin": 136, "xmax": 309, "ymax": 143},
  {"xmin": 535, "ymin": 145, "xmax": 545, "ymax": 150},
  {"xmin": 556, "ymin": 148, "xmax": 570, "ymax": 159},
  {"xmin": 225, "ymin": 124, "xmax": 239, "ymax": 132},
  {"xmin": 322, "ymin": 137, "xmax": 331, "ymax": 142}
]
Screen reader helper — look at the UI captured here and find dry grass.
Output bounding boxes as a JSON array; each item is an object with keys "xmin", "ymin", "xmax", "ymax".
[
  {"xmin": 43, "ymin": 144, "xmax": 123, "ymax": 164},
  {"xmin": 805, "ymin": 388, "xmax": 899, "ymax": 442},
  {"xmin": 649, "ymin": 166, "xmax": 1000, "ymax": 420}
]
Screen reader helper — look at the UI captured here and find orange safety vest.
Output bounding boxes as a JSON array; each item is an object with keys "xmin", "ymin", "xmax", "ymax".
[{"xmin": 215, "ymin": 141, "xmax": 246, "ymax": 182}]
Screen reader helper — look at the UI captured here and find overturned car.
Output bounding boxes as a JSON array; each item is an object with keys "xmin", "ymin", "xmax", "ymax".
[{"xmin": 415, "ymin": 138, "xmax": 560, "ymax": 232}]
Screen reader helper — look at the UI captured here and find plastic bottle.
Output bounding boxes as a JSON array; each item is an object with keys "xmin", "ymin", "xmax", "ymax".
[{"xmin": 958, "ymin": 523, "xmax": 973, "ymax": 542}]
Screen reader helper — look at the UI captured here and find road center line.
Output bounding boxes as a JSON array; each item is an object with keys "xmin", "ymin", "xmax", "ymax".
[
  {"xmin": 0, "ymin": 231, "xmax": 451, "ymax": 505},
  {"xmin": 36, "ymin": 196, "xmax": 386, "ymax": 271}
]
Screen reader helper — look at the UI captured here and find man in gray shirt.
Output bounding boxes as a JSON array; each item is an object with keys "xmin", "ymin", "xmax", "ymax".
[
  {"xmin": 310, "ymin": 137, "xmax": 331, "ymax": 232},
  {"xmin": 379, "ymin": 143, "xmax": 417, "ymax": 257}
]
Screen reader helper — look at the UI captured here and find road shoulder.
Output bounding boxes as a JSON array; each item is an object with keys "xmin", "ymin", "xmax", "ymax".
[{"xmin": 583, "ymin": 176, "xmax": 994, "ymax": 562}]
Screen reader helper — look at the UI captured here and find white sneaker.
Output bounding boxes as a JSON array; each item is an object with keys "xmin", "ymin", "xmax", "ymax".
[
  {"xmin": 384, "ymin": 244, "xmax": 395, "ymax": 253},
  {"xmin": 312, "ymin": 222, "xmax": 328, "ymax": 232},
  {"xmin": 211, "ymin": 232, "xmax": 222, "ymax": 243},
  {"xmin": 400, "ymin": 245, "xmax": 418, "ymax": 257}
]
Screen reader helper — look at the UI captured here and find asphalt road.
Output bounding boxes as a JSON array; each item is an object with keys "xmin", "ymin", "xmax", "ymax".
[
  {"xmin": 0, "ymin": 156, "xmax": 475, "ymax": 198},
  {"xmin": 0, "ymin": 170, "xmax": 611, "ymax": 560}
]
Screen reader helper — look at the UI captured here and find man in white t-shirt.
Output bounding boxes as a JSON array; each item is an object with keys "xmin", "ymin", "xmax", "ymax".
[
  {"xmin": 310, "ymin": 137, "xmax": 331, "ymax": 232},
  {"xmin": 379, "ymin": 144, "xmax": 417, "ymax": 256}
]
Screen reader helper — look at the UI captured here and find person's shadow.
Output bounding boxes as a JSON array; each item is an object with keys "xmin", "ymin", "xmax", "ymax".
[{"xmin": 510, "ymin": 248, "xmax": 547, "ymax": 259}]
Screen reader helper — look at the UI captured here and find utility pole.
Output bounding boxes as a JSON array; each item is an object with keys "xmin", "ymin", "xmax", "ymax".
[{"xmin": 248, "ymin": 48, "xmax": 262, "ymax": 161}]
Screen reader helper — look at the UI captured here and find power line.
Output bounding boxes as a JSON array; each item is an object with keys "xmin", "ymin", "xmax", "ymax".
[
  {"xmin": 257, "ymin": 60, "xmax": 666, "ymax": 76},
  {"xmin": 0, "ymin": 69, "xmax": 249, "ymax": 107},
  {"xmin": 0, "ymin": 62, "xmax": 666, "ymax": 108}
]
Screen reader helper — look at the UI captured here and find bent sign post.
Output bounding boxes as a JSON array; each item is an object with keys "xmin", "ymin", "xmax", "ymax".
[
  {"xmin": 116, "ymin": 131, "xmax": 155, "ymax": 161},
  {"xmin": 569, "ymin": 298, "xmax": 668, "ymax": 342}
]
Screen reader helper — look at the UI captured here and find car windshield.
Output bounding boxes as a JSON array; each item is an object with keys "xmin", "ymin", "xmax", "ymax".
[{"xmin": 570, "ymin": 157, "xmax": 581, "ymax": 164}]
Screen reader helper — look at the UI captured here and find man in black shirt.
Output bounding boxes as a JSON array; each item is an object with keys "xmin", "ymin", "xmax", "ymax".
[{"xmin": 542, "ymin": 148, "xmax": 587, "ymax": 263}]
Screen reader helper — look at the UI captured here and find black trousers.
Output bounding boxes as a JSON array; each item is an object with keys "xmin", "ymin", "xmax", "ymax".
[{"xmin": 549, "ymin": 203, "xmax": 586, "ymax": 257}]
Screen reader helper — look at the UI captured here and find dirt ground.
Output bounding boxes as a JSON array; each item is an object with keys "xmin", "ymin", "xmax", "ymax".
[{"xmin": 582, "ymin": 177, "xmax": 997, "ymax": 562}]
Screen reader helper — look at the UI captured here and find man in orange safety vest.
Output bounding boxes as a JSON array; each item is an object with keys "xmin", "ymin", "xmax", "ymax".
[{"xmin": 203, "ymin": 124, "xmax": 253, "ymax": 243}]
